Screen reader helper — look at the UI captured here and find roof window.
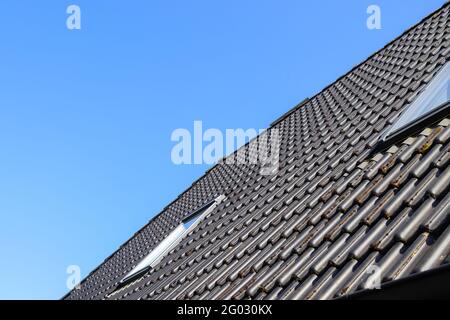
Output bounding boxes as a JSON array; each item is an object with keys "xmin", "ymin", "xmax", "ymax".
[
  {"xmin": 118, "ymin": 195, "xmax": 225, "ymax": 287},
  {"xmin": 377, "ymin": 62, "xmax": 450, "ymax": 149}
]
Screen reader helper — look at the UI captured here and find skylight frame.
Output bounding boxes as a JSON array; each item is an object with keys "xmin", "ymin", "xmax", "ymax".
[
  {"xmin": 117, "ymin": 195, "xmax": 226, "ymax": 287},
  {"xmin": 376, "ymin": 61, "xmax": 450, "ymax": 151}
]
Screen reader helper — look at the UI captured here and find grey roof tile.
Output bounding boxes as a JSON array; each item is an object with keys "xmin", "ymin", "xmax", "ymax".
[
  {"xmin": 337, "ymin": 252, "xmax": 380, "ymax": 297},
  {"xmin": 384, "ymin": 232, "xmax": 432, "ymax": 281},
  {"xmin": 415, "ymin": 224, "xmax": 450, "ymax": 273},
  {"xmin": 65, "ymin": 3, "xmax": 450, "ymax": 300},
  {"xmin": 424, "ymin": 191, "xmax": 450, "ymax": 232}
]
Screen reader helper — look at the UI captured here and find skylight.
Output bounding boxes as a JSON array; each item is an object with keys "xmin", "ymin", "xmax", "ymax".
[
  {"xmin": 119, "ymin": 195, "xmax": 225, "ymax": 286},
  {"xmin": 383, "ymin": 62, "xmax": 450, "ymax": 140}
]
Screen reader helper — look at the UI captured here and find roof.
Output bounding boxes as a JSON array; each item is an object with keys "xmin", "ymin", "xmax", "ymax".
[{"xmin": 64, "ymin": 3, "xmax": 450, "ymax": 300}]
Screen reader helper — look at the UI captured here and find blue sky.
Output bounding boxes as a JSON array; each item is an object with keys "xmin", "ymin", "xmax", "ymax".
[{"xmin": 0, "ymin": 0, "xmax": 445, "ymax": 300}]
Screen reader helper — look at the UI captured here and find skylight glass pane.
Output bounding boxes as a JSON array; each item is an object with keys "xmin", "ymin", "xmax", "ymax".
[
  {"xmin": 119, "ymin": 195, "xmax": 225, "ymax": 285},
  {"xmin": 387, "ymin": 62, "xmax": 450, "ymax": 137},
  {"xmin": 123, "ymin": 224, "xmax": 185, "ymax": 281},
  {"xmin": 183, "ymin": 214, "xmax": 201, "ymax": 229}
]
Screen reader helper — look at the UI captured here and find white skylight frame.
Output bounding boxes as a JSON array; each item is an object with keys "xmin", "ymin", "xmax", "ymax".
[
  {"xmin": 383, "ymin": 62, "xmax": 450, "ymax": 140},
  {"xmin": 120, "ymin": 195, "xmax": 226, "ymax": 285}
]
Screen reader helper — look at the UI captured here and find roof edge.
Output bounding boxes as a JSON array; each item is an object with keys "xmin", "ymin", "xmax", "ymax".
[{"xmin": 341, "ymin": 264, "xmax": 450, "ymax": 300}]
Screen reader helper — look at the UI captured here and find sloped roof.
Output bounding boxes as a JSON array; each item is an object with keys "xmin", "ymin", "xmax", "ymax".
[{"xmin": 65, "ymin": 3, "xmax": 450, "ymax": 300}]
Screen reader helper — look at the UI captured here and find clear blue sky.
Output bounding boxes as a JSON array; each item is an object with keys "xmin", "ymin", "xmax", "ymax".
[{"xmin": 0, "ymin": 0, "xmax": 445, "ymax": 300}]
